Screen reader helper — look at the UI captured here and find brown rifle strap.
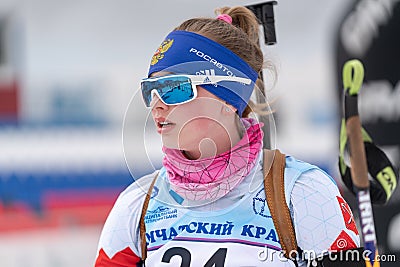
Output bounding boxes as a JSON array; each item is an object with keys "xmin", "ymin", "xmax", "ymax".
[
  {"xmin": 263, "ymin": 149, "xmax": 298, "ymax": 260},
  {"xmin": 139, "ymin": 172, "xmax": 159, "ymax": 261}
]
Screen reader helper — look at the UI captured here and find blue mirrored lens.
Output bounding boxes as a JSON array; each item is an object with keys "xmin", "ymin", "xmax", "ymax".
[{"xmin": 141, "ymin": 76, "xmax": 195, "ymax": 106}]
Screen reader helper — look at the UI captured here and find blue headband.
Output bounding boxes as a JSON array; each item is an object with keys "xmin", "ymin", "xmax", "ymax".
[{"xmin": 147, "ymin": 30, "xmax": 258, "ymax": 116}]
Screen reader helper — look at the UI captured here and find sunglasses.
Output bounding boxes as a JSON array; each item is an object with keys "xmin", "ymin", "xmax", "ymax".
[{"xmin": 140, "ymin": 74, "xmax": 251, "ymax": 107}]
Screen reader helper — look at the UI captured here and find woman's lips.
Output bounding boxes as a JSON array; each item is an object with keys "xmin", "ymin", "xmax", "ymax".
[{"xmin": 155, "ymin": 119, "xmax": 175, "ymax": 134}]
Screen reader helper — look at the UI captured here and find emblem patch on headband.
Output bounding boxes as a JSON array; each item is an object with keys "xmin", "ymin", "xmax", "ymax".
[{"xmin": 151, "ymin": 39, "xmax": 174, "ymax": 66}]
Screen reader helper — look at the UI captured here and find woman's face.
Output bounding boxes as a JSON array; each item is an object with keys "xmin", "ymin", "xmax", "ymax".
[{"xmin": 150, "ymin": 77, "xmax": 232, "ymax": 154}]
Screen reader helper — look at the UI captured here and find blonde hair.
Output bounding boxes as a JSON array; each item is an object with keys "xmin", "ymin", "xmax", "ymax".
[{"xmin": 174, "ymin": 6, "xmax": 274, "ymax": 117}]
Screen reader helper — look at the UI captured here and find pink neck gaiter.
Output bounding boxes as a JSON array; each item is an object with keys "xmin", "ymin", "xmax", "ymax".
[{"xmin": 162, "ymin": 118, "xmax": 263, "ymax": 201}]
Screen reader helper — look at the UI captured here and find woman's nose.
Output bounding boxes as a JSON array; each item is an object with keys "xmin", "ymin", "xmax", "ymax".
[{"xmin": 151, "ymin": 94, "xmax": 169, "ymax": 112}]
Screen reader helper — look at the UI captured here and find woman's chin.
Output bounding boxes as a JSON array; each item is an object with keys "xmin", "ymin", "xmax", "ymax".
[{"xmin": 161, "ymin": 137, "xmax": 181, "ymax": 150}]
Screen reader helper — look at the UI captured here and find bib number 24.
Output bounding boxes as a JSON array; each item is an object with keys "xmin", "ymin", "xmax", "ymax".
[{"xmin": 161, "ymin": 247, "xmax": 227, "ymax": 267}]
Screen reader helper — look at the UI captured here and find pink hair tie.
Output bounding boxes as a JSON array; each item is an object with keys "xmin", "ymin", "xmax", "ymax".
[{"xmin": 217, "ymin": 14, "xmax": 232, "ymax": 24}]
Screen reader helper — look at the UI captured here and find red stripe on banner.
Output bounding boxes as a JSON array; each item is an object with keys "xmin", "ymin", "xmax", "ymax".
[
  {"xmin": 42, "ymin": 188, "xmax": 118, "ymax": 209},
  {"xmin": 0, "ymin": 80, "xmax": 19, "ymax": 119},
  {"xmin": 0, "ymin": 189, "xmax": 120, "ymax": 232}
]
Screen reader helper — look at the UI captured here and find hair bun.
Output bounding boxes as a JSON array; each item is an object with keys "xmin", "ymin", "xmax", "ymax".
[{"xmin": 215, "ymin": 6, "xmax": 260, "ymax": 44}]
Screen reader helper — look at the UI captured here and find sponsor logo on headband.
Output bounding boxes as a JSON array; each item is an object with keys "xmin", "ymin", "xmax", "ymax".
[
  {"xmin": 196, "ymin": 69, "xmax": 216, "ymax": 76},
  {"xmin": 151, "ymin": 39, "xmax": 174, "ymax": 66},
  {"xmin": 189, "ymin": 48, "xmax": 236, "ymax": 77}
]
